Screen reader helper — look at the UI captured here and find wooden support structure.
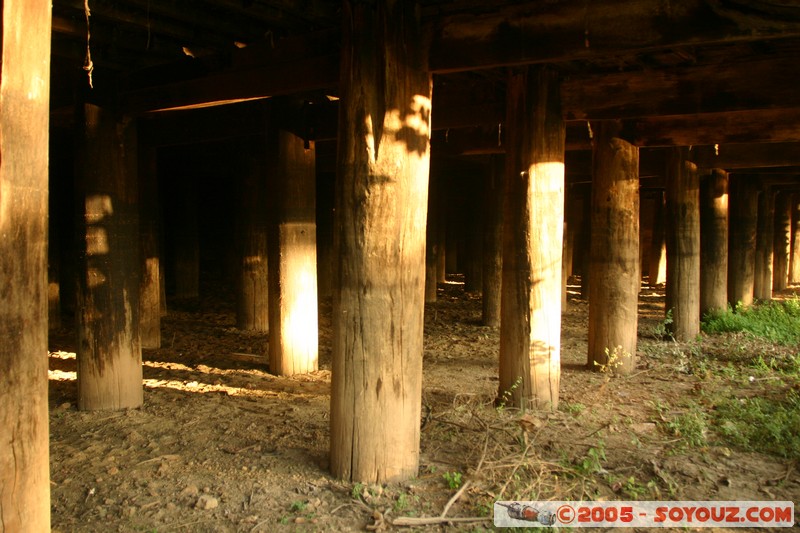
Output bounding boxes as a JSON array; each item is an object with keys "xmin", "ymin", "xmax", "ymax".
[
  {"xmin": 728, "ymin": 176, "xmax": 758, "ymax": 308},
  {"xmin": 699, "ymin": 169, "xmax": 729, "ymax": 316},
  {"xmin": 75, "ymin": 103, "xmax": 143, "ymax": 410},
  {"xmin": 330, "ymin": 0, "xmax": 432, "ymax": 483},
  {"xmin": 482, "ymin": 156, "xmax": 504, "ymax": 326},
  {"xmin": 316, "ymin": 172, "xmax": 335, "ymax": 299},
  {"xmin": 665, "ymin": 147, "xmax": 700, "ymax": 341},
  {"xmin": 236, "ymin": 136, "xmax": 269, "ymax": 332},
  {"xmin": 171, "ymin": 176, "xmax": 200, "ymax": 302},
  {"xmin": 587, "ymin": 122, "xmax": 638, "ymax": 374},
  {"xmin": 425, "ymin": 173, "xmax": 440, "ymax": 303},
  {"xmin": 773, "ymin": 191, "xmax": 792, "ymax": 291},
  {"xmin": 139, "ymin": 143, "xmax": 162, "ymax": 348},
  {"xmin": 267, "ymin": 128, "xmax": 319, "ymax": 375},
  {"xmin": 790, "ymin": 195, "xmax": 800, "ymax": 285},
  {"xmin": 464, "ymin": 171, "xmax": 484, "ymax": 293},
  {"xmin": 499, "ymin": 66, "xmax": 564, "ymax": 409},
  {"xmin": 0, "ymin": 1, "xmax": 52, "ymax": 529},
  {"xmin": 647, "ymin": 191, "xmax": 667, "ymax": 287},
  {"xmin": 754, "ymin": 186, "xmax": 775, "ymax": 301}
]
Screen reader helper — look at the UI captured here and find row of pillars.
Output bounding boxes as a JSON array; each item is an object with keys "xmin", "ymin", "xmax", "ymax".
[{"xmin": 5, "ymin": 3, "xmax": 799, "ymax": 530}]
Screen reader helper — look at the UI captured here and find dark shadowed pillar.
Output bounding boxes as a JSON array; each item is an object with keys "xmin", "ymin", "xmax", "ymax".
[
  {"xmin": 754, "ymin": 185, "xmax": 774, "ymax": 301},
  {"xmin": 75, "ymin": 104, "xmax": 143, "ymax": 411},
  {"xmin": 482, "ymin": 155, "xmax": 504, "ymax": 326},
  {"xmin": 728, "ymin": 176, "xmax": 758, "ymax": 308},
  {"xmin": 773, "ymin": 191, "xmax": 791, "ymax": 291}
]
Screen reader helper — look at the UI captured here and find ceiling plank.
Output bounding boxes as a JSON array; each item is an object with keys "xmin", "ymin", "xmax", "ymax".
[
  {"xmin": 689, "ymin": 142, "xmax": 800, "ymax": 169},
  {"xmin": 428, "ymin": 0, "xmax": 800, "ymax": 73}
]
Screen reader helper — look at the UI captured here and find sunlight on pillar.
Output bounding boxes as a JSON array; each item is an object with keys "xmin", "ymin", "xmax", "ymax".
[{"xmin": 283, "ymin": 238, "xmax": 319, "ymax": 372}]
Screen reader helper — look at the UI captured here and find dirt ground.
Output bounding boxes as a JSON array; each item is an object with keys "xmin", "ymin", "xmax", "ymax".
[{"xmin": 48, "ymin": 279, "xmax": 800, "ymax": 532}]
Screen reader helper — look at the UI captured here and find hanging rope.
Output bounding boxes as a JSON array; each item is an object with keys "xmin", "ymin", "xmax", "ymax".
[{"xmin": 83, "ymin": 0, "xmax": 94, "ymax": 88}]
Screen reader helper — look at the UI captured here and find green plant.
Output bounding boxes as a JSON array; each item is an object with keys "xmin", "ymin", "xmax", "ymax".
[
  {"xmin": 713, "ymin": 390, "xmax": 800, "ymax": 459},
  {"xmin": 653, "ymin": 309, "xmax": 675, "ymax": 340},
  {"xmin": 665, "ymin": 403, "xmax": 709, "ymax": 448},
  {"xmin": 497, "ymin": 377, "xmax": 523, "ymax": 411},
  {"xmin": 573, "ymin": 441, "xmax": 606, "ymax": 476},
  {"xmin": 561, "ymin": 401, "xmax": 586, "ymax": 417},
  {"xmin": 289, "ymin": 500, "xmax": 307, "ymax": 512},
  {"xmin": 702, "ymin": 299, "xmax": 800, "ymax": 345},
  {"xmin": 442, "ymin": 471, "xmax": 463, "ymax": 490},
  {"xmin": 350, "ymin": 482, "xmax": 364, "ymax": 500}
]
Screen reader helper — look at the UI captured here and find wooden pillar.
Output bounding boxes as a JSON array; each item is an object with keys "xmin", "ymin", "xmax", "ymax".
[
  {"xmin": 790, "ymin": 195, "xmax": 800, "ymax": 285},
  {"xmin": 236, "ymin": 137, "xmax": 269, "ymax": 331},
  {"xmin": 268, "ymin": 127, "xmax": 318, "ymax": 375},
  {"xmin": 330, "ymin": 0, "xmax": 432, "ymax": 483},
  {"xmin": 587, "ymin": 122, "xmax": 639, "ymax": 374},
  {"xmin": 754, "ymin": 185, "xmax": 774, "ymax": 301},
  {"xmin": 172, "ymin": 176, "xmax": 199, "ymax": 302},
  {"xmin": 139, "ymin": 143, "xmax": 162, "ymax": 348},
  {"xmin": 316, "ymin": 171, "xmax": 335, "ymax": 299},
  {"xmin": 75, "ymin": 104, "xmax": 143, "ymax": 410},
  {"xmin": 728, "ymin": 176, "xmax": 758, "ymax": 308},
  {"xmin": 482, "ymin": 155, "xmax": 504, "ymax": 326},
  {"xmin": 579, "ymin": 186, "xmax": 592, "ymax": 299},
  {"xmin": 0, "ymin": 2, "xmax": 52, "ymax": 529},
  {"xmin": 464, "ymin": 172, "xmax": 484, "ymax": 293},
  {"xmin": 699, "ymin": 169, "xmax": 729, "ymax": 316},
  {"xmin": 648, "ymin": 190, "xmax": 667, "ymax": 287},
  {"xmin": 499, "ymin": 66, "xmax": 564, "ymax": 410},
  {"xmin": 665, "ymin": 147, "xmax": 700, "ymax": 341},
  {"xmin": 773, "ymin": 191, "xmax": 791, "ymax": 291},
  {"xmin": 425, "ymin": 172, "xmax": 440, "ymax": 303},
  {"xmin": 436, "ymin": 190, "xmax": 447, "ymax": 284}
]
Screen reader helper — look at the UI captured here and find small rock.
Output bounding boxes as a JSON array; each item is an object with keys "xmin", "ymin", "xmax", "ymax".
[
  {"xmin": 294, "ymin": 517, "xmax": 306, "ymax": 524},
  {"xmin": 180, "ymin": 485, "xmax": 199, "ymax": 498},
  {"xmin": 166, "ymin": 502, "xmax": 177, "ymax": 512},
  {"xmin": 107, "ymin": 466, "xmax": 119, "ymax": 476},
  {"xmin": 195, "ymin": 494, "xmax": 218, "ymax": 510},
  {"xmin": 59, "ymin": 402, "xmax": 71, "ymax": 411}
]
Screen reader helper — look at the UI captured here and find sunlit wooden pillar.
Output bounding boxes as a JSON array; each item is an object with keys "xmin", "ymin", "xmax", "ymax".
[
  {"xmin": 482, "ymin": 155, "xmax": 504, "ymax": 326},
  {"xmin": 268, "ymin": 127, "xmax": 318, "ymax": 375},
  {"xmin": 699, "ymin": 168, "xmax": 729, "ymax": 316},
  {"xmin": 75, "ymin": 103, "xmax": 142, "ymax": 410},
  {"xmin": 728, "ymin": 176, "xmax": 758, "ymax": 308},
  {"xmin": 236, "ymin": 136, "xmax": 269, "ymax": 331},
  {"xmin": 139, "ymin": 143, "xmax": 162, "ymax": 348},
  {"xmin": 499, "ymin": 66, "xmax": 564, "ymax": 410},
  {"xmin": 647, "ymin": 190, "xmax": 667, "ymax": 287},
  {"xmin": 330, "ymin": 0, "xmax": 432, "ymax": 483},
  {"xmin": 587, "ymin": 122, "xmax": 639, "ymax": 374},
  {"xmin": 754, "ymin": 185, "xmax": 775, "ymax": 301},
  {"xmin": 790, "ymin": 194, "xmax": 800, "ymax": 285},
  {"xmin": 773, "ymin": 191, "xmax": 791, "ymax": 291},
  {"xmin": 665, "ymin": 147, "xmax": 700, "ymax": 341},
  {"xmin": 0, "ymin": 2, "xmax": 52, "ymax": 529}
]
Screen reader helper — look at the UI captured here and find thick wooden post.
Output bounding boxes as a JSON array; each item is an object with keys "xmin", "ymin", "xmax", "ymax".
[
  {"xmin": 268, "ymin": 128, "xmax": 318, "ymax": 375},
  {"xmin": 665, "ymin": 147, "xmax": 700, "ymax": 341},
  {"xmin": 773, "ymin": 191, "xmax": 791, "ymax": 291},
  {"xmin": 236, "ymin": 137, "xmax": 269, "ymax": 331},
  {"xmin": 499, "ymin": 66, "xmax": 564, "ymax": 410},
  {"xmin": 316, "ymin": 172, "xmax": 335, "ymax": 299},
  {"xmin": 425, "ymin": 173, "xmax": 440, "ymax": 303},
  {"xmin": 728, "ymin": 176, "xmax": 758, "ymax": 308},
  {"xmin": 464, "ymin": 172, "xmax": 484, "ymax": 293},
  {"xmin": 330, "ymin": 0, "xmax": 432, "ymax": 483},
  {"xmin": 790, "ymin": 195, "xmax": 800, "ymax": 285},
  {"xmin": 579, "ymin": 186, "xmax": 592, "ymax": 299},
  {"xmin": 587, "ymin": 122, "xmax": 639, "ymax": 374},
  {"xmin": 482, "ymin": 155, "xmax": 504, "ymax": 326},
  {"xmin": 172, "ymin": 177, "xmax": 199, "ymax": 302},
  {"xmin": 0, "ymin": 2, "xmax": 52, "ymax": 529},
  {"xmin": 139, "ymin": 143, "xmax": 162, "ymax": 348},
  {"xmin": 700, "ymin": 169, "xmax": 729, "ymax": 316},
  {"xmin": 76, "ymin": 104, "xmax": 143, "ymax": 410},
  {"xmin": 648, "ymin": 190, "xmax": 667, "ymax": 287},
  {"xmin": 754, "ymin": 186, "xmax": 775, "ymax": 301}
]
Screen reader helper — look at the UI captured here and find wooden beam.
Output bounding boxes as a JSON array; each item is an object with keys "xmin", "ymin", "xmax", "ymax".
[
  {"xmin": 428, "ymin": 0, "xmax": 800, "ymax": 73},
  {"xmin": 562, "ymin": 56, "xmax": 800, "ymax": 120},
  {"xmin": 689, "ymin": 142, "xmax": 800, "ymax": 169}
]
